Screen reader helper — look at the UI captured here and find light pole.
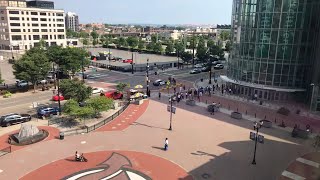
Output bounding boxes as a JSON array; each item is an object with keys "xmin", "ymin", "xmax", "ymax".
[
  {"xmin": 81, "ymin": 57, "xmax": 85, "ymax": 83},
  {"xmin": 310, "ymin": 83, "xmax": 315, "ymax": 112},
  {"xmin": 52, "ymin": 63, "xmax": 57, "ymax": 89},
  {"xmin": 252, "ymin": 121, "xmax": 263, "ymax": 165},
  {"xmin": 9, "ymin": 44, "xmax": 14, "ymax": 59},
  {"xmin": 192, "ymin": 32, "xmax": 195, "ymax": 68},
  {"xmin": 131, "ymin": 52, "xmax": 134, "ymax": 74},
  {"xmin": 56, "ymin": 66, "xmax": 62, "ymax": 115},
  {"xmin": 177, "ymin": 50, "xmax": 180, "ymax": 69},
  {"xmin": 169, "ymin": 95, "xmax": 173, "ymax": 131},
  {"xmin": 146, "ymin": 58, "xmax": 150, "ymax": 97}
]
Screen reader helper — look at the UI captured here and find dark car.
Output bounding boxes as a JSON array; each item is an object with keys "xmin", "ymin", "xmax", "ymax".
[
  {"xmin": 153, "ymin": 79, "xmax": 166, "ymax": 86},
  {"xmin": 0, "ymin": 113, "xmax": 32, "ymax": 127},
  {"xmin": 37, "ymin": 107, "xmax": 59, "ymax": 118},
  {"xmin": 190, "ymin": 68, "xmax": 202, "ymax": 74}
]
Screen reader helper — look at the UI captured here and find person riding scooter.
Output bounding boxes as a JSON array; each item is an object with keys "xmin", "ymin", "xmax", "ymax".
[{"xmin": 75, "ymin": 151, "xmax": 87, "ymax": 162}]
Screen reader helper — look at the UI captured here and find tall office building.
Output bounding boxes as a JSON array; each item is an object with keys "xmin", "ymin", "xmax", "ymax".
[
  {"xmin": 0, "ymin": 0, "xmax": 66, "ymax": 51},
  {"xmin": 26, "ymin": 0, "xmax": 54, "ymax": 9},
  {"xmin": 65, "ymin": 12, "xmax": 79, "ymax": 32},
  {"xmin": 226, "ymin": 0, "xmax": 320, "ymax": 107}
]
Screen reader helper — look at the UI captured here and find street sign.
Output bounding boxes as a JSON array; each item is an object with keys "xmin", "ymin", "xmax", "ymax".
[
  {"xmin": 167, "ymin": 105, "xmax": 176, "ymax": 114},
  {"xmin": 250, "ymin": 132, "xmax": 264, "ymax": 144},
  {"xmin": 250, "ymin": 132, "xmax": 256, "ymax": 141}
]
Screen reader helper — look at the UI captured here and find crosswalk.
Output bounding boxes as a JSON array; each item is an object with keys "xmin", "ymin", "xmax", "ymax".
[{"xmin": 87, "ymin": 74, "xmax": 110, "ymax": 79}]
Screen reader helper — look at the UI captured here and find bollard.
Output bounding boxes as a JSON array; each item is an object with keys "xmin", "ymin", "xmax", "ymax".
[
  {"xmin": 275, "ymin": 118, "xmax": 277, "ymax": 123},
  {"xmin": 237, "ymin": 108, "xmax": 238, "ymax": 112},
  {"xmin": 228, "ymin": 105, "xmax": 230, "ymax": 110},
  {"xmin": 255, "ymin": 113, "xmax": 256, "ymax": 118},
  {"xmin": 245, "ymin": 110, "xmax": 247, "ymax": 115},
  {"xmin": 264, "ymin": 115, "xmax": 266, "ymax": 120},
  {"xmin": 206, "ymin": 100, "xmax": 208, "ymax": 104}
]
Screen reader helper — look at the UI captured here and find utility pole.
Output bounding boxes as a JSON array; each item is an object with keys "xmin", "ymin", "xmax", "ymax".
[
  {"xmin": 56, "ymin": 66, "xmax": 61, "ymax": 115},
  {"xmin": 52, "ymin": 63, "xmax": 56, "ymax": 89},
  {"xmin": 146, "ymin": 58, "xmax": 150, "ymax": 97},
  {"xmin": 131, "ymin": 52, "xmax": 134, "ymax": 74},
  {"xmin": 177, "ymin": 50, "xmax": 179, "ymax": 69},
  {"xmin": 81, "ymin": 57, "xmax": 85, "ymax": 83},
  {"xmin": 192, "ymin": 32, "xmax": 195, "ymax": 68},
  {"xmin": 169, "ymin": 95, "xmax": 173, "ymax": 131}
]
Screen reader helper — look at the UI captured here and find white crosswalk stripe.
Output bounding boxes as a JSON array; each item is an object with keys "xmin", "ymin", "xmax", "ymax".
[
  {"xmin": 281, "ymin": 171, "xmax": 306, "ymax": 180},
  {"xmin": 296, "ymin": 157, "xmax": 320, "ymax": 168}
]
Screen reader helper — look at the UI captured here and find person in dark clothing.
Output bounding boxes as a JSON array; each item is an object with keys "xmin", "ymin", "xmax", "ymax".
[{"xmin": 158, "ymin": 91, "xmax": 161, "ymax": 100}]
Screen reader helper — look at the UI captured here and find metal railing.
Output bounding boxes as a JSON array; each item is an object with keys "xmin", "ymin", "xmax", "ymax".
[{"xmin": 0, "ymin": 146, "xmax": 11, "ymax": 157}]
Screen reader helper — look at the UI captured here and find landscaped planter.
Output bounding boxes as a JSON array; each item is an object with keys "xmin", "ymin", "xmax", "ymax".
[
  {"xmin": 207, "ymin": 104, "xmax": 219, "ymax": 112},
  {"xmin": 231, "ymin": 112, "xmax": 242, "ymax": 119},
  {"xmin": 292, "ymin": 128, "xmax": 309, "ymax": 139},
  {"xmin": 260, "ymin": 120, "xmax": 272, "ymax": 128},
  {"xmin": 186, "ymin": 99, "xmax": 196, "ymax": 106}
]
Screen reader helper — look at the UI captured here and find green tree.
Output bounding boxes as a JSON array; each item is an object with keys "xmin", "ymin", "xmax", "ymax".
[
  {"xmin": 207, "ymin": 41, "xmax": 224, "ymax": 59},
  {"xmin": 146, "ymin": 42, "xmax": 155, "ymax": 51},
  {"xmin": 138, "ymin": 40, "xmax": 145, "ymax": 50},
  {"xmin": 39, "ymin": 39, "xmax": 47, "ymax": 48},
  {"xmin": 66, "ymin": 29, "xmax": 79, "ymax": 38},
  {"xmin": 174, "ymin": 41, "xmax": 185, "ymax": 54},
  {"xmin": 127, "ymin": 36, "xmax": 139, "ymax": 48},
  {"xmin": 196, "ymin": 37, "xmax": 208, "ymax": 62},
  {"xmin": 90, "ymin": 31, "xmax": 99, "ymax": 39},
  {"xmin": 116, "ymin": 82, "xmax": 129, "ymax": 93},
  {"xmin": 118, "ymin": 37, "xmax": 127, "ymax": 47},
  {"xmin": 86, "ymin": 96, "xmax": 114, "ymax": 116},
  {"xmin": 189, "ymin": 35, "xmax": 199, "ymax": 49},
  {"xmin": 92, "ymin": 39, "xmax": 98, "ymax": 46},
  {"xmin": 63, "ymin": 99, "xmax": 95, "ymax": 122},
  {"xmin": 220, "ymin": 30, "xmax": 231, "ymax": 41},
  {"xmin": 82, "ymin": 38, "xmax": 89, "ymax": 45},
  {"xmin": 59, "ymin": 79, "xmax": 92, "ymax": 103},
  {"xmin": 102, "ymin": 38, "xmax": 110, "ymax": 48},
  {"xmin": 180, "ymin": 52, "xmax": 192, "ymax": 64},
  {"xmin": 79, "ymin": 31, "xmax": 89, "ymax": 38},
  {"xmin": 153, "ymin": 42, "xmax": 163, "ymax": 54},
  {"xmin": 13, "ymin": 47, "xmax": 51, "ymax": 92},
  {"xmin": 225, "ymin": 41, "xmax": 232, "ymax": 52},
  {"xmin": 165, "ymin": 41, "xmax": 174, "ymax": 55},
  {"xmin": 151, "ymin": 34, "xmax": 158, "ymax": 43}
]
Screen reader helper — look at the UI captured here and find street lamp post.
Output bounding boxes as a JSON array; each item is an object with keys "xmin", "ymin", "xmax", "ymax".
[
  {"xmin": 177, "ymin": 50, "xmax": 180, "ymax": 69},
  {"xmin": 52, "ymin": 63, "xmax": 57, "ymax": 89},
  {"xmin": 310, "ymin": 83, "xmax": 315, "ymax": 112},
  {"xmin": 81, "ymin": 57, "xmax": 85, "ymax": 83},
  {"xmin": 56, "ymin": 66, "xmax": 62, "ymax": 115},
  {"xmin": 146, "ymin": 58, "xmax": 150, "ymax": 97},
  {"xmin": 251, "ymin": 121, "xmax": 263, "ymax": 165},
  {"xmin": 169, "ymin": 95, "xmax": 173, "ymax": 131},
  {"xmin": 192, "ymin": 32, "xmax": 195, "ymax": 68},
  {"xmin": 209, "ymin": 70, "xmax": 212, "ymax": 84},
  {"xmin": 131, "ymin": 53, "xmax": 134, "ymax": 74}
]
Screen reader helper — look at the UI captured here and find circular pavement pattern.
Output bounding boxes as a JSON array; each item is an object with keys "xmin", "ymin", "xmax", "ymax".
[{"xmin": 21, "ymin": 150, "xmax": 193, "ymax": 180}]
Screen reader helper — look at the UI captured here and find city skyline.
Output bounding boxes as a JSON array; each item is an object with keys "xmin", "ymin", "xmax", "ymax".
[{"xmin": 52, "ymin": 0, "xmax": 233, "ymax": 25}]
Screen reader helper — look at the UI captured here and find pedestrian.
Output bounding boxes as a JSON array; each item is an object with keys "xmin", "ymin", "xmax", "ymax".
[
  {"xmin": 164, "ymin": 138, "xmax": 168, "ymax": 151},
  {"xmin": 52, "ymin": 89, "xmax": 56, "ymax": 95},
  {"xmin": 177, "ymin": 93, "xmax": 181, "ymax": 103},
  {"xmin": 185, "ymin": 92, "xmax": 188, "ymax": 100},
  {"xmin": 211, "ymin": 102, "xmax": 215, "ymax": 115},
  {"xmin": 173, "ymin": 87, "xmax": 176, "ymax": 94},
  {"xmin": 179, "ymin": 86, "xmax": 183, "ymax": 93},
  {"xmin": 158, "ymin": 91, "xmax": 161, "ymax": 100},
  {"xmin": 183, "ymin": 85, "xmax": 186, "ymax": 90}
]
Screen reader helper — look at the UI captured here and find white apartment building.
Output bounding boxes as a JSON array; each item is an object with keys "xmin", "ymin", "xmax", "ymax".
[
  {"xmin": 0, "ymin": 5, "xmax": 66, "ymax": 51},
  {"xmin": 65, "ymin": 12, "xmax": 79, "ymax": 32},
  {"xmin": 159, "ymin": 30, "xmax": 183, "ymax": 41}
]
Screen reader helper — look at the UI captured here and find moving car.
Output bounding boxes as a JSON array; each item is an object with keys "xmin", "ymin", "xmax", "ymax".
[
  {"xmin": 37, "ymin": 107, "xmax": 59, "ymax": 118},
  {"xmin": 214, "ymin": 64, "xmax": 224, "ymax": 70},
  {"xmin": 122, "ymin": 59, "xmax": 133, "ymax": 63},
  {"xmin": 16, "ymin": 80, "xmax": 28, "ymax": 87},
  {"xmin": 195, "ymin": 64, "xmax": 203, "ymax": 68},
  {"xmin": 46, "ymin": 76, "xmax": 55, "ymax": 83},
  {"xmin": 52, "ymin": 95, "xmax": 65, "ymax": 101},
  {"xmin": 104, "ymin": 91, "xmax": 123, "ymax": 100},
  {"xmin": 0, "ymin": 113, "xmax": 32, "ymax": 127},
  {"xmin": 92, "ymin": 87, "xmax": 105, "ymax": 94},
  {"xmin": 190, "ymin": 68, "xmax": 202, "ymax": 74},
  {"xmin": 153, "ymin": 79, "xmax": 166, "ymax": 86},
  {"xmin": 201, "ymin": 66, "xmax": 211, "ymax": 72}
]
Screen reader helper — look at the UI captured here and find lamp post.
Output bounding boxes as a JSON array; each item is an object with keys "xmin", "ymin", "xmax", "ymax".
[
  {"xmin": 252, "ymin": 121, "xmax": 263, "ymax": 165},
  {"xmin": 81, "ymin": 57, "xmax": 85, "ymax": 83},
  {"xmin": 169, "ymin": 95, "xmax": 173, "ymax": 131},
  {"xmin": 177, "ymin": 50, "xmax": 180, "ymax": 69},
  {"xmin": 209, "ymin": 70, "xmax": 212, "ymax": 84},
  {"xmin": 9, "ymin": 44, "xmax": 14, "ymax": 59},
  {"xmin": 146, "ymin": 58, "xmax": 150, "ymax": 97},
  {"xmin": 131, "ymin": 52, "xmax": 134, "ymax": 74},
  {"xmin": 56, "ymin": 66, "xmax": 62, "ymax": 115},
  {"xmin": 52, "ymin": 63, "xmax": 57, "ymax": 89},
  {"xmin": 192, "ymin": 32, "xmax": 195, "ymax": 68},
  {"xmin": 310, "ymin": 83, "xmax": 315, "ymax": 112}
]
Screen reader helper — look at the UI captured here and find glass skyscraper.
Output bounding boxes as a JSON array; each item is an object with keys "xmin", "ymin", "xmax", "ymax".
[{"xmin": 226, "ymin": 0, "xmax": 320, "ymax": 101}]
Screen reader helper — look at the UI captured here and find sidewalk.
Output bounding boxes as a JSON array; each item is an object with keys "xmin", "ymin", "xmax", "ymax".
[{"xmin": 190, "ymin": 79, "xmax": 320, "ymax": 133}]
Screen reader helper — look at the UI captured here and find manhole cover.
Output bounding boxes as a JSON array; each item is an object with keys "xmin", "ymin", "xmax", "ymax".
[{"xmin": 202, "ymin": 173, "xmax": 211, "ymax": 179}]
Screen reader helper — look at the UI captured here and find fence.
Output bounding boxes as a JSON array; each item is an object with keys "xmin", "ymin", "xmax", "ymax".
[
  {"xmin": 60, "ymin": 102, "xmax": 130, "ymax": 136},
  {"xmin": 0, "ymin": 146, "xmax": 11, "ymax": 157}
]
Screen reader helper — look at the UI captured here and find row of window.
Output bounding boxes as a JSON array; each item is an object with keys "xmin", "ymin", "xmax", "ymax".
[
  {"xmin": 7, "ymin": 17, "xmax": 64, "ymax": 22},
  {"xmin": 8, "ymin": 10, "xmax": 63, "ymax": 17},
  {"xmin": 10, "ymin": 23, "xmax": 64, "ymax": 28},
  {"xmin": 10, "ymin": 28, "xmax": 64, "ymax": 33},
  {"xmin": 11, "ymin": 35, "xmax": 65, "ymax": 41}
]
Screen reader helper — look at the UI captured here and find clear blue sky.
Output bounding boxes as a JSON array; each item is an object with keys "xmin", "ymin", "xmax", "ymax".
[{"xmin": 52, "ymin": 0, "xmax": 232, "ymax": 25}]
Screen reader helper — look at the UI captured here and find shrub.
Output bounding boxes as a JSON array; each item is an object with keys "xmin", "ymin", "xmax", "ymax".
[
  {"xmin": 3, "ymin": 91, "xmax": 12, "ymax": 98},
  {"xmin": 277, "ymin": 107, "xmax": 290, "ymax": 116}
]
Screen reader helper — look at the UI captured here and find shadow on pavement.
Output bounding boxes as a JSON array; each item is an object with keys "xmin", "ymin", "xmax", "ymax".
[
  {"xmin": 151, "ymin": 146, "xmax": 164, "ymax": 151},
  {"xmin": 131, "ymin": 122, "xmax": 168, "ymax": 130}
]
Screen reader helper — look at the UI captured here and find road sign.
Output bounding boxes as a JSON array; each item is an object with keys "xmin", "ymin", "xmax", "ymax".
[
  {"xmin": 250, "ymin": 132, "xmax": 264, "ymax": 144},
  {"xmin": 167, "ymin": 105, "xmax": 176, "ymax": 114}
]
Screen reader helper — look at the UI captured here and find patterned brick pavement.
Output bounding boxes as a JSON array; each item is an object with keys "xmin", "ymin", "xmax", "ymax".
[
  {"xmin": 95, "ymin": 100, "xmax": 149, "ymax": 132},
  {"xmin": 21, "ymin": 150, "xmax": 193, "ymax": 180}
]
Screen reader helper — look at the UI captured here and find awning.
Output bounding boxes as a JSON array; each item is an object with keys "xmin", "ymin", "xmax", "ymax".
[{"xmin": 220, "ymin": 75, "xmax": 306, "ymax": 93}]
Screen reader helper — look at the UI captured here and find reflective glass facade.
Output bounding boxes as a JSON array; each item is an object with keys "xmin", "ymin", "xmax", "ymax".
[{"xmin": 228, "ymin": 0, "xmax": 320, "ymax": 89}]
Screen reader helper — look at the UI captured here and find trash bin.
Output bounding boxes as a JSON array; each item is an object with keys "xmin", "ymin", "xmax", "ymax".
[{"xmin": 59, "ymin": 132, "xmax": 64, "ymax": 140}]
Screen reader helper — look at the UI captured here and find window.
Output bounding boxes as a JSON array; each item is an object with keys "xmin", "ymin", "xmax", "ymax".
[
  {"xmin": 57, "ymin": 29, "xmax": 64, "ymax": 32},
  {"xmin": 31, "ymin": 18, "xmax": 38, "ymax": 21},
  {"xmin": 9, "ymin": 17, "xmax": 19, "ymax": 20},
  {"xmin": 40, "ymin": 18, "xmax": 47, "ymax": 21},
  {"xmin": 41, "ymin": 24, "xmax": 47, "ymax": 27},
  {"xmin": 11, "ymin": 35, "xmax": 22, "ymax": 41},
  {"xmin": 32, "ymin": 29, "xmax": 39, "ymax": 32},
  {"xmin": 22, "ymin": 17, "xmax": 24, "ymax": 20},
  {"xmin": 41, "ymin": 29, "xmax": 48, "ymax": 32},
  {"xmin": 31, "ymin": 12, "xmax": 38, "ymax": 15},
  {"xmin": 9, "ymin": 11, "xmax": 19, "ymax": 14},
  {"xmin": 10, "ymin": 23, "xmax": 20, "ymax": 26},
  {"xmin": 33, "ymin": 35, "xmax": 40, "ymax": 40},
  {"xmin": 58, "ymin": 35, "xmax": 65, "ymax": 39},
  {"xmin": 32, "ymin": 23, "xmax": 39, "ymax": 27},
  {"xmin": 1, "ymin": 17, "xmax": 4, "ymax": 20},
  {"xmin": 11, "ymin": 29, "xmax": 21, "ymax": 32},
  {"xmin": 57, "ymin": 24, "xmax": 64, "ymax": 27},
  {"xmin": 40, "ymin": 12, "xmax": 46, "ymax": 16},
  {"xmin": 57, "ymin": 13, "xmax": 63, "ymax": 16},
  {"xmin": 57, "ymin": 19, "xmax": 64, "ymax": 22},
  {"xmin": 42, "ymin": 35, "xmax": 48, "ymax": 40}
]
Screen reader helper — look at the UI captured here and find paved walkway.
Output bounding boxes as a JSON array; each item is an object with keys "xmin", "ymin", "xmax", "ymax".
[
  {"xmin": 95, "ymin": 100, "xmax": 149, "ymax": 132},
  {"xmin": 0, "ymin": 98, "xmax": 313, "ymax": 180},
  {"xmin": 21, "ymin": 150, "xmax": 192, "ymax": 180}
]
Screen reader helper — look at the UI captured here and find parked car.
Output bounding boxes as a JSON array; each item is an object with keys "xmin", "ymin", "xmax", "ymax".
[
  {"xmin": 195, "ymin": 64, "xmax": 203, "ymax": 68},
  {"xmin": 153, "ymin": 79, "xmax": 166, "ymax": 86},
  {"xmin": 46, "ymin": 76, "xmax": 55, "ymax": 83},
  {"xmin": 214, "ymin": 64, "xmax": 224, "ymax": 70},
  {"xmin": 16, "ymin": 80, "xmax": 28, "ymax": 87},
  {"xmin": 201, "ymin": 66, "xmax": 211, "ymax": 72},
  {"xmin": 52, "ymin": 95, "xmax": 65, "ymax": 101},
  {"xmin": 92, "ymin": 87, "xmax": 105, "ymax": 94},
  {"xmin": 36, "ymin": 79, "xmax": 48, "ymax": 85},
  {"xmin": 37, "ymin": 107, "xmax": 59, "ymax": 118},
  {"xmin": 190, "ymin": 68, "xmax": 202, "ymax": 74},
  {"xmin": 122, "ymin": 59, "xmax": 133, "ymax": 63},
  {"xmin": 0, "ymin": 113, "xmax": 32, "ymax": 127},
  {"xmin": 104, "ymin": 91, "xmax": 123, "ymax": 100}
]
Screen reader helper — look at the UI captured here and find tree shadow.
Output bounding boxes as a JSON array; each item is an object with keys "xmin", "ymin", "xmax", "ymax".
[{"xmin": 131, "ymin": 122, "xmax": 167, "ymax": 130}]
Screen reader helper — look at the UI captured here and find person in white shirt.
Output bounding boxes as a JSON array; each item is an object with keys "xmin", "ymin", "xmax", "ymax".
[{"xmin": 164, "ymin": 138, "xmax": 169, "ymax": 151}]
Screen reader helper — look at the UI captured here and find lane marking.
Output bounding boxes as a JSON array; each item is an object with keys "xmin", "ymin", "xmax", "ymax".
[
  {"xmin": 112, "ymin": 127, "xmax": 116, "ymax": 129},
  {"xmin": 81, "ymin": 141, "xmax": 86, "ymax": 144},
  {"xmin": 281, "ymin": 171, "xmax": 306, "ymax": 180},
  {"xmin": 117, "ymin": 123, "xmax": 122, "ymax": 126},
  {"xmin": 0, "ymin": 169, "xmax": 3, "ymax": 173},
  {"xmin": 296, "ymin": 158, "xmax": 320, "ymax": 168}
]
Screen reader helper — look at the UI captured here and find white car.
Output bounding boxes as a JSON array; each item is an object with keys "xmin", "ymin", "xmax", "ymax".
[
  {"xmin": 195, "ymin": 64, "xmax": 203, "ymax": 68},
  {"xmin": 92, "ymin": 87, "xmax": 105, "ymax": 94}
]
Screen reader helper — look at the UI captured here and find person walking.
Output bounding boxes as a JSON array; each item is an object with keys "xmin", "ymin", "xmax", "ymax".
[
  {"xmin": 210, "ymin": 102, "xmax": 215, "ymax": 115},
  {"xmin": 164, "ymin": 138, "xmax": 169, "ymax": 151},
  {"xmin": 158, "ymin": 91, "xmax": 161, "ymax": 100}
]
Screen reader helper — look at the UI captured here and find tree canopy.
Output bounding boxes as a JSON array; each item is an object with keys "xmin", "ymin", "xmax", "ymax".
[
  {"xmin": 59, "ymin": 79, "xmax": 92, "ymax": 103},
  {"xmin": 165, "ymin": 41, "xmax": 174, "ymax": 55},
  {"xmin": 196, "ymin": 37, "xmax": 208, "ymax": 62},
  {"xmin": 86, "ymin": 96, "xmax": 114, "ymax": 116},
  {"xmin": 174, "ymin": 42, "xmax": 185, "ymax": 53},
  {"xmin": 126, "ymin": 36, "xmax": 139, "ymax": 48}
]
